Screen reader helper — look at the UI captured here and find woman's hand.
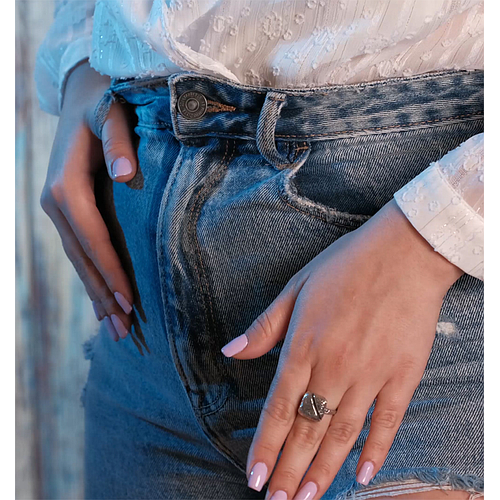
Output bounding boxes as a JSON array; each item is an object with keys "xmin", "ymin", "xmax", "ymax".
[
  {"xmin": 221, "ymin": 199, "xmax": 464, "ymax": 500},
  {"xmin": 40, "ymin": 60, "xmax": 138, "ymax": 341}
]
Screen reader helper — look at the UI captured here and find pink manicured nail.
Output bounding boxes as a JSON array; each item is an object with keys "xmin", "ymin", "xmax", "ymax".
[
  {"xmin": 114, "ymin": 291, "xmax": 133, "ymax": 314},
  {"xmin": 111, "ymin": 314, "xmax": 129, "ymax": 339},
  {"xmin": 357, "ymin": 461, "xmax": 375, "ymax": 485},
  {"xmin": 92, "ymin": 301, "xmax": 101, "ymax": 321},
  {"xmin": 111, "ymin": 157, "xmax": 133, "ymax": 178},
  {"xmin": 221, "ymin": 334, "xmax": 248, "ymax": 357},
  {"xmin": 295, "ymin": 481, "xmax": 317, "ymax": 500},
  {"xmin": 270, "ymin": 490, "xmax": 287, "ymax": 500},
  {"xmin": 248, "ymin": 462, "xmax": 267, "ymax": 491},
  {"xmin": 103, "ymin": 316, "xmax": 119, "ymax": 342}
]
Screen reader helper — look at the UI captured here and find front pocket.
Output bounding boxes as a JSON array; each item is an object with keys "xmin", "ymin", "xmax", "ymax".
[{"xmin": 278, "ymin": 118, "xmax": 483, "ymax": 227}]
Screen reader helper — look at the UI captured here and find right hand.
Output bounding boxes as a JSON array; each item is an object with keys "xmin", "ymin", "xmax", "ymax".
[{"xmin": 40, "ymin": 60, "xmax": 137, "ymax": 341}]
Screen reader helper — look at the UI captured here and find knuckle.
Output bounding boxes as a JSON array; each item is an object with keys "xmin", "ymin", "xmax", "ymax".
[
  {"xmin": 330, "ymin": 345, "xmax": 350, "ymax": 370},
  {"xmin": 277, "ymin": 466, "xmax": 299, "ymax": 484},
  {"xmin": 396, "ymin": 355, "xmax": 419, "ymax": 378},
  {"xmin": 373, "ymin": 409, "xmax": 400, "ymax": 430},
  {"xmin": 67, "ymin": 249, "xmax": 87, "ymax": 274},
  {"xmin": 253, "ymin": 309, "xmax": 274, "ymax": 342},
  {"xmin": 100, "ymin": 293, "xmax": 120, "ymax": 312},
  {"xmin": 289, "ymin": 334, "xmax": 313, "ymax": 363},
  {"xmin": 83, "ymin": 238, "xmax": 114, "ymax": 266},
  {"xmin": 286, "ymin": 274, "xmax": 305, "ymax": 295},
  {"xmin": 255, "ymin": 441, "xmax": 276, "ymax": 456},
  {"xmin": 290, "ymin": 423, "xmax": 320, "ymax": 450},
  {"xmin": 49, "ymin": 183, "xmax": 66, "ymax": 206},
  {"xmin": 367, "ymin": 438, "xmax": 387, "ymax": 454},
  {"xmin": 263, "ymin": 396, "xmax": 295, "ymax": 427},
  {"xmin": 81, "ymin": 236, "xmax": 101, "ymax": 259},
  {"xmin": 316, "ymin": 461, "xmax": 333, "ymax": 478},
  {"xmin": 69, "ymin": 256, "xmax": 91, "ymax": 286},
  {"xmin": 325, "ymin": 421, "xmax": 356, "ymax": 446},
  {"xmin": 102, "ymin": 136, "xmax": 130, "ymax": 157},
  {"xmin": 39, "ymin": 190, "xmax": 54, "ymax": 214}
]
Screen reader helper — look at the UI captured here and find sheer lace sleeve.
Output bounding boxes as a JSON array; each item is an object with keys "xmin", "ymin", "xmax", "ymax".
[
  {"xmin": 394, "ymin": 133, "xmax": 484, "ymax": 281},
  {"xmin": 34, "ymin": 0, "xmax": 96, "ymax": 116}
]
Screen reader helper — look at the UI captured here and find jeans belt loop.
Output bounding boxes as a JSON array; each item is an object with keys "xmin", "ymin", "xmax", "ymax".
[
  {"xmin": 92, "ymin": 87, "xmax": 119, "ymax": 141},
  {"xmin": 256, "ymin": 91, "xmax": 310, "ymax": 170}
]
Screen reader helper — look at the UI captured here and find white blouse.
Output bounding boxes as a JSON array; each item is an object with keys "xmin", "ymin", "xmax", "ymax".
[{"xmin": 34, "ymin": 0, "xmax": 484, "ymax": 280}]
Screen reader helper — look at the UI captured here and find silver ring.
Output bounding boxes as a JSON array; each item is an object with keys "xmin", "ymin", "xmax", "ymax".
[{"xmin": 298, "ymin": 392, "xmax": 338, "ymax": 422}]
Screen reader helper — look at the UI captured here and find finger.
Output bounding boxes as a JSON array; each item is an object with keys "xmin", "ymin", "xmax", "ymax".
[
  {"xmin": 101, "ymin": 100, "xmax": 138, "ymax": 182},
  {"xmin": 291, "ymin": 385, "xmax": 376, "ymax": 500},
  {"xmin": 102, "ymin": 316, "xmax": 120, "ymax": 342},
  {"xmin": 91, "ymin": 300, "xmax": 107, "ymax": 322},
  {"xmin": 48, "ymin": 205, "xmax": 128, "ymax": 340},
  {"xmin": 58, "ymin": 175, "xmax": 134, "ymax": 319},
  {"xmin": 264, "ymin": 377, "xmax": 347, "ymax": 500},
  {"xmin": 42, "ymin": 192, "xmax": 109, "ymax": 323},
  {"xmin": 355, "ymin": 378, "xmax": 417, "ymax": 487},
  {"xmin": 221, "ymin": 273, "xmax": 309, "ymax": 359},
  {"xmin": 246, "ymin": 357, "xmax": 312, "ymax": 493}
]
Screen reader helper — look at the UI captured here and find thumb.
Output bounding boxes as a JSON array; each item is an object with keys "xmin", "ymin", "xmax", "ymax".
[
  {"xmin": 101, "ymin": 100, "xmax": 138, "ymax": 183},
  {"xmin": 221, "ymin": 273, "xmax": 309, "ymax": 360}
]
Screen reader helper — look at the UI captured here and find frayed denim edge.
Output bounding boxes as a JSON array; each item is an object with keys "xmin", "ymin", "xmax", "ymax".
[
  {"xmin": 82, "ymin": 333, "xmax": 99, "ymax": 361},
  {"xmin": 334, "ymin": 468, "xmax": 483, "ymax": 500},
  {"xmin": 79, "ymin": 333, "xmax": 99, "ymax": 408}
]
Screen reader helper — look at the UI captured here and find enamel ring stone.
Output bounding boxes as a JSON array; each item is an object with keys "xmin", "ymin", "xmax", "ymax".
[{"xmin": 298, "ymin": 392, "xmax": 337, "ymax": 422}]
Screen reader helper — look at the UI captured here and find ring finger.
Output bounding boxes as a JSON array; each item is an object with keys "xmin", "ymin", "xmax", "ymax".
[
  {"xmin": 264, "ymin": 379, "xmax": 348, "ymax": 500},
  {"xmin": 291, "ymin": 385, "xmax": 378, "ymax": 500}
]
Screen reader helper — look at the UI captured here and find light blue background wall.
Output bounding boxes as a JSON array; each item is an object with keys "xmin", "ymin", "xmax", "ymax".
[{"xmin": 16, "ymin": 2, "xmax": 99, "ymax": 498}]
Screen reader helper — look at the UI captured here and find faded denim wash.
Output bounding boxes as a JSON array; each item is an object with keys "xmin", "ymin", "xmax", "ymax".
[{"xmin": 82, "ymin": 68, "xmax": 484, "ymax": 499}]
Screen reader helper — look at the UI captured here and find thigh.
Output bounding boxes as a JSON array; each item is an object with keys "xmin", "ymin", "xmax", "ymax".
[
  {"xmin": 83, "ymin": 325, "xmax": 261, "ymax": 499},
  {"xmin": 82, "ymin": 127, "xmax": 265, "ymax": 499},
  {"xmin": 174, "ymin": 124, "xmax": 484, "ymax": 498}
]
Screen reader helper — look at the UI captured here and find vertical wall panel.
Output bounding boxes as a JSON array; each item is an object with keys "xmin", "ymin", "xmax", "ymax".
[{"xmin": 16, "ymin": 2, "xmax": 99, "ymax": 498}]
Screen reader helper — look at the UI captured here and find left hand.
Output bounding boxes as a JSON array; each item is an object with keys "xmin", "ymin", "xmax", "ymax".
[{"xmin": 221, "ymin": 199, "xmax": 464, "ymax": 500}]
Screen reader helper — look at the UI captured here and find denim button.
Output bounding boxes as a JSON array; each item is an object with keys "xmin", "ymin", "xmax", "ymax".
[{"xmin": 178, "ymin": 91, "xmax": 207, "ymax": 119}]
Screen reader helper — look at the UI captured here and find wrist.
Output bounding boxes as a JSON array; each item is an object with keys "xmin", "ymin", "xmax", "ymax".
[
  {"xmin": 62, "ymin": 59, "xmax": 112, "ymax": 119},
  {"xmin": 372, "ymin": 199, "xmax": 464, "ymax": 292}
]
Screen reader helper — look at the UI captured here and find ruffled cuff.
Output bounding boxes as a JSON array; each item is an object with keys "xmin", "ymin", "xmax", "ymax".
[
  {"xmin": 34, "ymin": 37, "xmax": 93, "ymax": 117},
  {"xmin": 394, "ymin": 159, "xmax": 484, "ymax": 281},
  {"xmin": 57, "ymin": 39, "xmax": 93, "ymax": 115}
]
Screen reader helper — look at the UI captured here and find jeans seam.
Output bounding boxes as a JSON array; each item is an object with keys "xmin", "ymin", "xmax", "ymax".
[
  {"xmin": 169, "ymin": 113, "xmax": 483, "ymax": 141},
  {"xmin": 279, "ymin": 192, "xmax": 370, "ymax": 229},
  {"xmin": 166, "ymin": 68, "xmax": 481, "ymax": 96},
  {"xmin": 273, "ymin": 112, "xmax": 483, "ymax": 138},
  {"xmin": 112, "ymin": 68, "xmax": 472, "ymax": 96},
  {"xmin": 186, "ymin": 139, "xmax": 236, "ymax": 413},
  {"xmin": 277, "ymin": 164, "xmax": 372, "ymax": 229}
]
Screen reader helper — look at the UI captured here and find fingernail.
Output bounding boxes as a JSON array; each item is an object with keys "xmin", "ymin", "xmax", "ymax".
[
  {"xmin": 270, "ymin": 490, "xmax": 287, "ymax": 500},
  {"xmin": 248, "ymin": 462, "xmax": 267, "ymax": 492},
  {"xmin": 295, "ymin": 481, "xmax": 318, "ymax": 500},
  {"xmin": 111, "ymin": 157, "xmax": 133, "ymax": 178},
  {"xmin": 92, "ymin": 301, "xmax": 101, "ymax": 321},
  {"xmin": 114, "ymin": 291, "xmax": 133, "ymax": 314},
  {"xmin": 357, "ymin": 461, "xmax": 375, "ymax": 485},
  {"xmin": 111, "ymin": 314, "xmax": 129, "ymax": 339},
  {"xmin": 221, "ymin": 334, "xmax": 248, "ymax": 357},
  {"xmin": 103, "ymin": 316, "xmax": 119, "ymax": 342}
]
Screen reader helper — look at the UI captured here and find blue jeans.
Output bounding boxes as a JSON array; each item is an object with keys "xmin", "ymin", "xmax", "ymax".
[{"xmin": 82, "ymin": 69, "xmax": 484, "ymax": 499}]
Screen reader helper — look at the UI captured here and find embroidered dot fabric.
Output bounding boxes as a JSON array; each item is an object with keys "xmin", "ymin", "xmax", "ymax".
[
  {"xmin": 394, "ymin": 134, "xmax": 484, "ymax": 280},
  {"xmin": 33, "ymin": 0, "xmax": 484, "ymax": 279}
]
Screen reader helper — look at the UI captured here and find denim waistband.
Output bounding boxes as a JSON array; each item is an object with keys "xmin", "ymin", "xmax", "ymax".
[{"xmin": 105, "ymin": 69, "xmax": 483, "ymax": 145}]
